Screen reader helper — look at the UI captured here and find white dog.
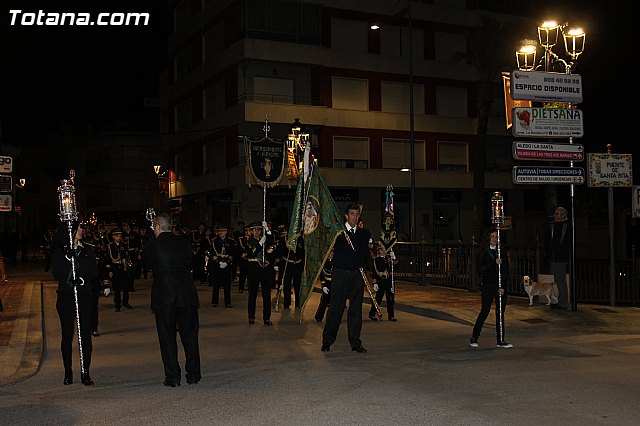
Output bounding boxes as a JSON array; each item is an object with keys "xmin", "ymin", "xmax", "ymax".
[{"xmin": 523, "ymin": 275, "xmax": 559, "ymax": 306}]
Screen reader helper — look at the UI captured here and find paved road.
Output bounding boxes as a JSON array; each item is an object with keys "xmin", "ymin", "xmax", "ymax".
[{"xmin": 1, "ymin": 264, "xmax": 640, "ymax": 425}]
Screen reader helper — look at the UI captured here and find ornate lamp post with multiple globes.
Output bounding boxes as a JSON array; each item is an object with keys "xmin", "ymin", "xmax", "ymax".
[{"xmin": 516, "ymin": 21, "xmax": 586, "ymax": 311}]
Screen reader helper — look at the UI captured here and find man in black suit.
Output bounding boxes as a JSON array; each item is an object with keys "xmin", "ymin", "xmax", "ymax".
[
  {"xmin": 142, "ymin": 212, "xmax": 201, "ymax": 387},
  {"xmin": 321, "ymin": 204, "xmax": 371, "ymax": 353}
]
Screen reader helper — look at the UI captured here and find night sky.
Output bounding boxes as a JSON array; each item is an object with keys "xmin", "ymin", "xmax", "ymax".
[
  {"xmin": 0, "ymin": 0, "xmax": 636, "ymax": 162},
  {"xmin": 1, "ymin": 0, "xmax": 167, "ymax": 148}
]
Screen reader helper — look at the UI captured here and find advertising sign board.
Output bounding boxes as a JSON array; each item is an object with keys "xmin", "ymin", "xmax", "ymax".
[
  {"xmin": 510, "ymin": 70, "xmax": 583, "ymax": 103},
  {"xmin": 512, "ymin": 107, "xmax": 583, "ymax": 138}
]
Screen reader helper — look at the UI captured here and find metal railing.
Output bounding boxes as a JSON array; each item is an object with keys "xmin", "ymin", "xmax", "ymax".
[{"xmin": 391, "ymin": 241, "xmax": 639, "ymax": 306}]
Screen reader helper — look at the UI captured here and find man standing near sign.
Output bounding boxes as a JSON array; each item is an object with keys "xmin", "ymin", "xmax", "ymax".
[{"xmin": 550, "ymin": 207, "xmax": 571, "ymax": 310}]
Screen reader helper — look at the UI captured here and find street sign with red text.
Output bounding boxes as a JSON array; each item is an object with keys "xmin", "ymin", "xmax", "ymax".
[{"xmin": 512, "ymin": 141, "xmax": 584, "ymax": 162}]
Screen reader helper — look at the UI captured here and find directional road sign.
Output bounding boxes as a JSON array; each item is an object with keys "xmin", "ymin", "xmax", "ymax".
[
  {"xmin": 513, "ymin": 166, "xmax": 585, "ymax": 185},
  {"xmin": 512, "ymin": 141, "xmax": 584, "ymax": 162}
]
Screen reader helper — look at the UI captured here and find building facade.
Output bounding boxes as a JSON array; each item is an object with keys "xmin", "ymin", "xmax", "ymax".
[{"xmin": 160, "ymin": 0, "xmax": 550, "ymax": 247}]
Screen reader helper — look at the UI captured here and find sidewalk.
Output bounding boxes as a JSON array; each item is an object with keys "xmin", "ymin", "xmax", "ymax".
[{"xmin": 2, "ymin": 261, "xmax": 640, "ymax": 386}]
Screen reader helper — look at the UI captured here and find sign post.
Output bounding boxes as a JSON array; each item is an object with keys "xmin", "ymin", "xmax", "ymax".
[{"xmin": 588, "ymin": 146, "xmax": 633, "ymax": 306}]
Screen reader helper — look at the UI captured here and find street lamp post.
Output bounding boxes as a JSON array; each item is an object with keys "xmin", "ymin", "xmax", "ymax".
[
  {"xmin": 517, "ymin": 21, "xmax": 586, "ymax": 312},
  {"xmin": 372, "ymin": 3, "xmax": 416, "ymax": 241}
]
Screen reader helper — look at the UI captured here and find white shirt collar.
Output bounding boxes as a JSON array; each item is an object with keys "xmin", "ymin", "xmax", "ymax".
[{"xmin": 345, "ymin": 222, "xmax": 357, "ymax": 232}]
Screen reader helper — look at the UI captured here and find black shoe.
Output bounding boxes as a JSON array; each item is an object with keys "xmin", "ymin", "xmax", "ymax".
[
  {"xmin": 92, "ymin": 331, "xmax": 100, "ymax": 337},
  {"xmin": 225, "ymin": 304, "xmax": 233, "ymax": 308},
  {"xmin": 352, "ymin": 345, "xmax": 367, "ymax": 353},
  {"xmin": 315, "ymin": 317, "xmax": 323, "ymax": 323},
  {"xmin": 368, "ymin": 313, "xmax": 378, "ymax": 321},
  {"xmin": 211, "ymin": 304, "xmax": 217, "ymax": 307},
  {"xmin": 264, "ymin": 320, "xmax": 273, "ymax": 326},
  {"xmin": 248, "ymin": 318, "xmax": 255, "ymax": 324},
  {"xmin": 186, "ymin": 375, "xmax": 201, "ymax": 385},
  {"xmin": 64, "ymin": 369, "xmax": 73, "ymax": 385},
  {"xmin": 321, "ymin": 345, "xmax": 330, "ymax": 352},
  {"xmin": 115, "ymin": 307, "xmax": 121, "ymax": 312},
  {"xmin": 123, "ymin": 303, "xmax": 133, "ymax": 309},
  {"xmin": 81, "ymin": 372, "xmax": 94, "ymax": 386},
  {"xmin": 388, "ymin": 317, "xmax": 397, "ymax": 322},
  {"xmin": 163, "ymin": 380, "xmax": 180, "ymax": 387}
]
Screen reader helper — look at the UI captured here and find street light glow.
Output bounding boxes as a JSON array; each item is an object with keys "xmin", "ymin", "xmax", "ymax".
[{"xmin": 370, "ymin": 24, "xmax": 379, "ymax": 30}]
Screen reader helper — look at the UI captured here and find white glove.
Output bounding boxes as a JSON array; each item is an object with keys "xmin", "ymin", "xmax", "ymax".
[
  {"xmin": 322, "ymin": 286, "xmax": 329, "ymax": 295},
  {"xmin": 262, "ymin": 221, "xmax": 271, "ymax": 235},
  {"xmin": 219, "ymin": 262, "xmax": 227, "ymax": 269},
  {"xmin": 374, "ymin": 283, "xmax": 379, "ymax": 292},
  {"xmin": 259, "ymin": 235, "xmax": 267, "ymax": 246},
  {"xmin": 390, "ymin": 251, "xmax": 396, "ymax": 260},
  {"xmin": 274, "ymin": 266, "xmax": 279, "ymax": 272},
  {"xmin": 103, "ymin": 288, "xmax": 111, "ymax": 296}
]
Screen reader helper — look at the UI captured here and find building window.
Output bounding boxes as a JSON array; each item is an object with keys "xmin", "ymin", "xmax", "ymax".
[
  {"xmin": 436, "ymin": 85, "xmax": 468, "ymax": 117},
  {"xmin": 333, "ymin": 136, "xmax": 369, "ymax": 169},
  {"xmin": 330, "ymin": 18, "xmax": 367, "ymax": 53},
  {"xmin": 382, "ymin": 138, "xmax": 425, "ymax": 170},
  {"xmin": 204, "ymin": 139, "xmax": 226, "ymax": 173},
  {"xmin": 434, "ymin": 31, "xmax": 467, "ymax": 63},
  {"xmin": 381, "ymin": 81, "xmax": 425, "ymax": 114},
  {"xmin": 174, "ymin": 46, "xmax": 193, "ymax": 81},
  {"xmin": 203, "ymin": 79, "xmax": 225, "ymax": 118},
  {"xmin": 173, "ymin": 1, "xmax": 190, "ymax": 33},
  {"xmin": 380, "ymin": 25, "xmax": 423, "ymax": 59},
  {"xmin": 175, "ymin": 149, "xmax": 193, "ymax": 181},
  {"xmin": 203, "ymin": 21, "xmax": 224, "ymax": 62},
  {"xmin": 252, "ymin": 77, "xmax": 294, "ymax": 104},
  {"xmin": 174, "ymin": 98, "xmax": 193, "ymax": 131},
  {"xmin": 332, "ymin": 77, "xmax": 368, "ymax": 111},
  {"xmin": 438, "ymin": 141, "xmax": 468, "ymax": 172},
  {"xmin": 246, "ymin": 0, "xmax": 322, "ymax": 44}
]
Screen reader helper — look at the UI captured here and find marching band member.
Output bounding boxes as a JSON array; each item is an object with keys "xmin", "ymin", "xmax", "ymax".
[
  {"xmin": 369, "ymin": 244, "xmax": 398, "ymax": 322},
  {"xmin": 244, "ymin": 221, "xmax": 276, "ymax": 325},
  {"xmin": 314, "ymin": 250, "xmax": 334, "ymax": 322},
  {"xmin": 209, "ymin": 224, "xmax": 235, "ymax": 308}
]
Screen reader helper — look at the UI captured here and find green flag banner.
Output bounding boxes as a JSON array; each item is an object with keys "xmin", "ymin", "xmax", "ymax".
[{"xmin": 287, "ymin": 168, "xmax": 344, "ymax": 313}]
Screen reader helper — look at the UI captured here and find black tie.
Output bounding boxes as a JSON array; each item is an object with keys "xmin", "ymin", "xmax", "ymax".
[{"xmin": 350, "ymin": 228, "xmax": 356, "ymax": 235}]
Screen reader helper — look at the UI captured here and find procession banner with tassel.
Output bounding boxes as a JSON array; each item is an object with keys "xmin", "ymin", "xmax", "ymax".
[
  {"xmin": 287, "ymin": 167, "xmax": 343, "ymax": 313},
  {"xmin": 379, "ymin": 184, "xmax": 397, "ymax": 253}
]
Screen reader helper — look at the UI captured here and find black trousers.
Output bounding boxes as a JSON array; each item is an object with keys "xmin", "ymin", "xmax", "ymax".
[
  {"xmin": 322, "ymin": 268, "xmax": 364, "ymax": 349},
  {"xmin": 154, "ymin": 304, "xmax": 201, "ymax": 384},
  {"xmin": 56, "ymin": 290, "xmax": 94, "ymax": 371},
  {"xmin": 91, "ymin": 288, "xmax": 100, "ymax": 333},
  {"xmin": 112, "ymin": 269, "xmax": 129, "ymax": 308},
  {"xmin": 369, "ymin": 279, "xmax": 395, "ymax": 319},
  {"xmin": 211, "ymin": 267, "xmax": 232, "ymax": 306},
  {"xmin": 282, "ymin": 263, "xmax": 302, "ymax": 308},
  {"xmin": 238, "ymin": 261, "xmax": 248, "ymax": 292},
  {"xmin": 472, "ymin": 289, "xmax": 507, "ymax": 342},
  {"xmin": 247, "ymin": 266, "xmax": 272, "ymax": 321}
]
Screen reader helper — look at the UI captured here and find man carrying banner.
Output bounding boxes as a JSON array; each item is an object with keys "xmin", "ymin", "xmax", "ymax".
[{"xmin": 321, "ymin": 204, "xmax": 371, "ymax": 353}]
